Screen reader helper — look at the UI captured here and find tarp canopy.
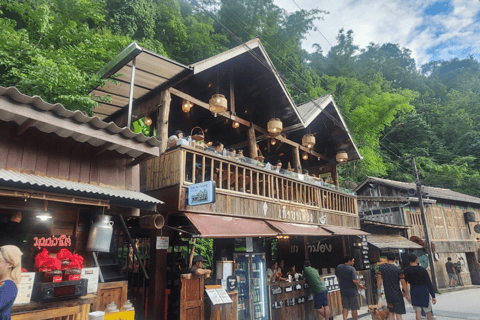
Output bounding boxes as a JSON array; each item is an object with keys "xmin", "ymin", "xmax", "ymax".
[
  {"xmin": 266, "ymin": 220, "xmax": 332, "ymax": 236},
  {"xmin": 367, "ymin": 234, "xmax": 423, "ymax": 249}
]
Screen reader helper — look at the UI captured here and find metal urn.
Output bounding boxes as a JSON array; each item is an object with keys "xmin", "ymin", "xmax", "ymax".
[{"xmin": 86, "ymin": 214, "xmax": 114, "ymax": 252}]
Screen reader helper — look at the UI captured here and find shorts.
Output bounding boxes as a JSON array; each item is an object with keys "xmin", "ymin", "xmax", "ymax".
[
  {"xmin": 314, "ymin": 290, "xmax": 329, "ymax": 309},
  {"xmin": 413, "ymin": 299, "xmax": 432, "ymax": 313},
  {"xmin": 386, "ymin": 297, "xmax": 406, "ymax": 314},
  {"xmin": 341, "ymin": 294, "xmax": 360, "ymax": 310},
  {"xmin": 448, "ymin": 273, "xmax": 458, "ymax": 280}
]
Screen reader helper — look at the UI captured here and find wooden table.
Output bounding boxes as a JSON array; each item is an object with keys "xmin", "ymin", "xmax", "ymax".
[{"xmin": 11, "ymin": 294, "xmax": 96, "ymax": 320}]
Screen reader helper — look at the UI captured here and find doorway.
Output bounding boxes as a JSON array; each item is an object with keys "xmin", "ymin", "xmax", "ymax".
[{"xmin": 466, "ymin": 252, "xmax": 480, "ymax": 285}]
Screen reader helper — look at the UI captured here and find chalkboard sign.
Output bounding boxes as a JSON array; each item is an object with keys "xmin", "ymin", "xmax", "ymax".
[
  {"xmin": 361, "ymin": 235, "xmax": 370, "ymax": 269},
  {"xmin": 296, "ymin": 296, "xmax": 306, "ymax": 305},
  {"xmin": 294, "ymin": 283, "xmax": 302, "ymax": 291},
  {"xmin": 304, "ymin": 282, "xmax": 310, "ymax": 289},
  {"xmin": 271, "ymin": 286, "xmax": 283, "ymax": 295},
  {"xmin": 323, "ymin": 275, "xmax": 340, "ymax": 292},
  {"xmin": 285, "ymin": 298, "xmax": 296, "ymax": 307},
  {"xmin": 285, "ymin": 285, "xmax": 293, "ymax": 293},
  {"xmin": 226, "ymin": 275, "xmax": 237, "ymax": 291},
  {"xmin": 307, "ymin": 294, "xmax": 314, "ymax": 301},
  {"xmin": 272, "ymin": 300, "xmax": 284, "ymax": 309}
]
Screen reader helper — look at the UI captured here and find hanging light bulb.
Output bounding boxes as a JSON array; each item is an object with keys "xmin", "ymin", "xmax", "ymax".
[
  {"xmin": 270, "ymin": 138, "xmax": 276, "ymax": 146},
  {"xmin": 302, "ymin": 134, "xmax": 315, "ymax": 149},
  {"xmin": 232, "ymin": 121, "xmax": 240, "ymax": 129},
  {"xmin": 267, "ymin": 118, "xmax": 283, "ymax": 136},
  {"xmin": 302, "ymin": 152, "xmax": 308, "ymax": 160},
  {"xmin": 182, "ymin": 100, "xmax": 193, "ymax": 112},
  {"xmin": 37, "ymin": 201, "xmax": 52, "ymax": 221},
  {"xmin": 209, "ymin": 94, "xmax": 227, "ymax": 117},
  {"xmin": 144, "ymin": 117, "xmax": 152, "ymax": 126},
  {"xmin": 336, "ymin": 151, "xmax": 348, "ymax": 163}
]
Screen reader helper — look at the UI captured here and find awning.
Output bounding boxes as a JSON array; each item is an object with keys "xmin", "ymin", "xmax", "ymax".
[
  {"xmin": 266, "ymin": 220, "xmax": 332, "ymax": 236},
  {"xmin": 0, "ymin": 169, "xmax": 162, "ymax": 210},
  {"xmin": 184, "ymin": 213, "xmax": 278, "ymax": 238},
  {"xmin": 322, "ymin": 226, "xmax": 369, "ymax": 236},
  {"xmin": 367, "ymin": 234, "xmax": 423, "ymax": 249}
]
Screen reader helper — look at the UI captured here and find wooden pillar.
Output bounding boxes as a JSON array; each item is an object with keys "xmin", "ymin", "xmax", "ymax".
[
  {"xmin": 292, "ymin": 146, "xmax": 302, "ymax": 173},
  {"xmin": 147, "ymin": 223, "xmax": 170, "ymax": 320},
  {"xmin": 304, "ymin": 236, "xmax": 309, "ymax": 261},
  {"xmin": 247, "ymin": 124, "xmax": 258, "ymax": 160},
  {"xmin": 157, "ymin": 90, "xmax": 172, "ymax": 154},
  {"xmin": 332, "ymin": 164, "xmax": 339, "ymax": 187}
]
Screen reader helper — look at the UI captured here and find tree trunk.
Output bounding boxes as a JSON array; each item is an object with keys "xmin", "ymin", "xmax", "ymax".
[
  {"xmin": 292, "ymin": 146, "xmax": 302, "ymax": 173},
  {"xmin": 157, "ymin": 90, "xmax": 172, "ymax": 154},
  {"xmin": 247, "ymin": 124, "xmax": 258, "ymax": 160}
]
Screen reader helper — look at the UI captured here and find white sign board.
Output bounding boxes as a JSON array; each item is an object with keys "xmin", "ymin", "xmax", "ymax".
[
  {"xmin": 13, "ymin": 272, "xmax": 35, "ymax": 305},
  {"xmin": 81, "ymin": 267, "xmax": 99, "ymax": 294},
  {"xmin": 156, "ymin": 236, "xmax": 169, "ymax": 250},
  {"xmin": 205, "ymin": 288, "xmax": 232, "ymax": 305},
  {"xmin": 246, "ymin": 237, "xmax": 253, "ymax": 252}
]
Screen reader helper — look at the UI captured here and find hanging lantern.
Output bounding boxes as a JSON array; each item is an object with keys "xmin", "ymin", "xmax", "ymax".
[
  {"xmin": 302, "ymin": 134, "xmax": 315, "ymax": 149},
  {"xmin": 267, "ymin": 118, "xmax": 283, "ymax": 136},
  {"xmin": 182, "ymin": 100, "xmax": 193, "ymax": 112},
  {"xmin": 144, "ymin": 117, "xmax": 152, "ymax": 126},
  {"xmin": 302, "ymin": 152, "xmax": 308, "ymax": 160},
  {"xmin": 336, "ymin": 151, "xmax": 348, "ymax": 163},
  {"xmin": 270, "ymin": 138, "xmax": 276, "ymax": 146},
  {"xmin": 232, "ymin": 121, "xmax": 240, "ymax": 129},
  {"xmin": 209, "ymin": 94, "xmax": 228, "ymax": 117}
]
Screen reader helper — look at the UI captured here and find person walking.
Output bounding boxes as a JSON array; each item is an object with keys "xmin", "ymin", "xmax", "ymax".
[
  {"xmin": 404, "ymin": 253, "xmax": 436, "ymax": 320},
  {"xmin": 303, "ymin": 261, "xmax": 333, "ymax": 320},
  {"xmin": 0, "ymin": 245, "xmax": 23, "ymax": 320},
  {"xmin": 335, "ymin": 255, "xmax": 365, "ymax": 320},
  {"xmin": 445, "ymin": 257, "xmax": 457, "ymax": 288},
  {"xmin": 377, "ymin": 252, "xmax": 410, "ymax": 320}
]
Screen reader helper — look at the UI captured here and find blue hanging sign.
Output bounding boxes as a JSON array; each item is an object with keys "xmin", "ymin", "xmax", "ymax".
[{"xmin": 188, "ymin": 181, "xmax": 216, "ymax": 206}]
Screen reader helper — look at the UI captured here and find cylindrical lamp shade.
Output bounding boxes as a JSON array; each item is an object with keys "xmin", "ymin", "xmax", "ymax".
[
  {"xmin": 302, "ymin": 134, "xmax": 315, "ymax": 149},
  {"xmin": 336, "ymin": 151, "xmax": 348, "ymax": 163},
  {"xmin": 267, "ymin": 118, "xmax": 283, "ymax": 136},
  {"xmin": 209, "ymin": 94, "xmax": 228, "ymax": 115}
]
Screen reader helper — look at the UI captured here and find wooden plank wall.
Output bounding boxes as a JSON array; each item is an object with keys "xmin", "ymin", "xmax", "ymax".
[
  {"xmin": 92, "ymin": 281, "xmax": 129, "ymax": 312},
  {"xmin": 0, "ymin": 121, "xmax": 135, "ymax": 190},
  {"xmin": 143, "ymin": 147, "xmax": 182, "ymax": 191}
]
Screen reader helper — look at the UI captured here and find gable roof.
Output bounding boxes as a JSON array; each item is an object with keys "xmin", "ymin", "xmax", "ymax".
[{"xmin": 355, "ymin": 176, "xmax": 480, "ymax": 205}]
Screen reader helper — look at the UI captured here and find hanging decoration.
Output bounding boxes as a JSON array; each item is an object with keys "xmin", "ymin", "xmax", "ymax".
[
  {"xmin": 302, "ymin": 134, "xmax": 315, "ymax": 149},
  {"xmin": 209, "ymin": 94, "xmax": 227, "ymax": 117},
  {"xmin": 267, "ymin": 118, "xmax": 283, "ymax": 136},
  {"xmin": 182, "ymin": 100, "xmax": 193, "ymax": 112},
  {"xmin": 144, "ymin": 117, "xmax": 152, "ymax": 126},
  {"xmin": 270, "ymin": 138, "xmax": 276, "ymax": 146},
  {"xmin": 232, "ymin": 121, "xmax": 240, "ymax": 128},
  {"xmin": 302, "ymin": 152, "xmax": 308, "ymax": 160},
  {"xmin": 336, "ymin": 151, "xmax": 348, "ymax": 163}
]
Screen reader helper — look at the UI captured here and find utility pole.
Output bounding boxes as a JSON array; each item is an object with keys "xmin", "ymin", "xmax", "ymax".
[{"xmin": 411, "ymin": 156, "xmax": 438, "ymax": 292}]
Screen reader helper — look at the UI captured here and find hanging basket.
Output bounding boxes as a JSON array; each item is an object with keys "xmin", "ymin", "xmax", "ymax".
[
  {"xmin": 267, "ymin": 118, "xmax": 283, "ymax": 136},
  {"xmin": 302, "ymin": 134, "xmax": 315, "ymax": 149},
  {"xmin": 190, "ymin": 126, "xmax": 205, "ymax": 142},
  {"xmin": 336, "ymin": 151, "xmax": 348, "ymax": 163},
  {"xmin": 209, "ymin": 94, "xmax": 228, "ymax": 115}
]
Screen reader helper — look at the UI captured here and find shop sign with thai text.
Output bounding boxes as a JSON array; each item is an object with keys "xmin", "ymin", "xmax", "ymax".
[{"xmin": 29, "ymin": 235, "xmax": 76, "ymax": 253}]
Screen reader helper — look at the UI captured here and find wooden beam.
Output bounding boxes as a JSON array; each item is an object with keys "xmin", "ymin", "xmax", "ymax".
[
  {"xmin": 247, "ymin": 125, "xmax": 258, "ymax": 159},
  {"xmin": 95, "ymin": 142, "xmax": 115, "ymax": 156},
  {"xmin": 128, "ymin": 153, "xmax": 156, "ymax": 167},
  {"xmin": 157, "ymin": 90, "xmax": 172, "ymax": 154},
  {"xmin": 16, "ymin": 119, "xmax": 36, "ymax": 135}
]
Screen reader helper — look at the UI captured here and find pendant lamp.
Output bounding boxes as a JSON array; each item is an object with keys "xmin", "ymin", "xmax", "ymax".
[
  {"xmin": 209, "ymin": 94, "xmax": 227, "ymax": 117},
  {"xmin": 182, "ymin": 100, "xmax": 193, "ymax": 112},
  {"xmin": 267, "ymin": 118, "xmax": 283, "ymax": 136},
  {"xmin": 302, "ymin": 134, "xmax": 315, "ymax": 149},
  {"xmin": 336, "ymin": 151, "xmax": 348, "ymax": 163}
]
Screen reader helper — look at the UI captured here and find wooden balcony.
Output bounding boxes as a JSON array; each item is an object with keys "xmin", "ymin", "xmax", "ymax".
[{"xmin": 142, "ymin": 146, "xmax": 359, "ymax": 228}]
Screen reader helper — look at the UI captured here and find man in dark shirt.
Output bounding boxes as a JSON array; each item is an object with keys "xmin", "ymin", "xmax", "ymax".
[
  {"xmin": 404, "ymin": 253, "xmax": 436, "ymax": 320},
  {"xmin": 335, "ymin": 255, "xmax": 365, "ymax": 320},
  {"xmin": 377, "ymin": 252, "xmax": 409, "ymax": 319},
  {"xmin": 188, "ymin": 255, "xmax": 212, "ymax": 277},
  {"xmin": 445, "ymin": 257, "xmax": 457, "ymax": 288}
]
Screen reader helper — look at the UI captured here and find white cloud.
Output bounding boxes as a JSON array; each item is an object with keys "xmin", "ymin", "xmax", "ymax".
[{"xmin": 273, "ymin": 0, "xmax": 480, "ymax": 65}]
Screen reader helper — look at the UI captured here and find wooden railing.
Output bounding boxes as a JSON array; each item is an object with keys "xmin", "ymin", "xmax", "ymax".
[{"xmin": 143, "ymin": 145, "xmax": 357, "ymax": 215}]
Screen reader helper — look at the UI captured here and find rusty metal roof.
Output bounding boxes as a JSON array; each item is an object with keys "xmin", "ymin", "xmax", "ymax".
[
  {"xmin": 184, "ymin": 213, "xmax": 278, "ymax": 238},
  {"xmin": 0, "ymin": 168, "xmax": 162, "ymax": 210},
  {"xmin": 0, "ymin": 86, "xmax": 160, "ymax": 158},
  {"xmin": 266, "ymin": 220, "xmax": 332, "ymax": 236},
  {"xmin": 356, "ymin": 177, "xmax": 480, "ymax": 205},
  {"xmin": 367, "ymin": 234, "xmax": 423, "ymax": 249},
  {"xmin": 322, "ymin": 225, "xmax": 369, "ymax": 236}
]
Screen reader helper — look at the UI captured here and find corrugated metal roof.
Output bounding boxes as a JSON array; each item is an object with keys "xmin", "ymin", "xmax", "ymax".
[
  {"xmin": 185, "ymin": 213, "xmax": 278, "ymax": 238},
  {"xmin": 356, "ymin": 177, "xmax": 480, "ymax": 205},
  {"xmin": 297, "ymin": 94, "xmax": 332, "ymax": 125},
  {"xmin": 0, "ymin": 86, "xmax": 160, "ymax": 158},
  {"xmin": 322, "ymin": 225, "xmax": 369, "ymax": 236},
  {"xmin": 367, "ymin": 234, "xmax": 423, "ymax": 249},
  {"xmin": 266, "ymin": 220, "xmax": 332, "ymax": 236},
  {"xmin": 0, "ymin": 168, "xmax": 162, "ymax": 208}
]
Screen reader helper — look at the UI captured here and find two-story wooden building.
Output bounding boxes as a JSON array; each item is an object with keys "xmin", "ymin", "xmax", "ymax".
[
  {"xmin": 355, "ymin": 177, "xmax": 480, "ymax": 288},
  {"xmin": 91, "ymin": 39, "xmax": 369, "ymax": 319}
]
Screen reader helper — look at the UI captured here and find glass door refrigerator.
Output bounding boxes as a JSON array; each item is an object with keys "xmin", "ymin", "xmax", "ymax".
[{"xmin": 234, "ymin": 253, "xmax": 269, "ymax": 320}]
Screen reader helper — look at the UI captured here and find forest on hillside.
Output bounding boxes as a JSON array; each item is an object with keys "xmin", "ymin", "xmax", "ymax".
[{"xmin": 2, "ymin": 0, "xmax": 480, "ymax": 197}]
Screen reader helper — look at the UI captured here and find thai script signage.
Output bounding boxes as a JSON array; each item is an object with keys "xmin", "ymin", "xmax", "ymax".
[
  {"xmin": 29, "ymin": 235, "xmax": 76, "ymax": 253},
  {"xmin": 322, "ymin": 275, "xmax": 340, "ymax": 292}
]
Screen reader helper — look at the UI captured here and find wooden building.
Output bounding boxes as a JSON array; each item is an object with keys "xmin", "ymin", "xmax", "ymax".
[
  {"xmin": 355, "ymin": 177, "xmax": 480, "ymax": 288},
  {"xmin": 91, "ymin": 39, "xmax": 370, "ymax": 319},
  {"xmin": 0, "ymin": 86, "xmax": 162, "ymax": 319}
]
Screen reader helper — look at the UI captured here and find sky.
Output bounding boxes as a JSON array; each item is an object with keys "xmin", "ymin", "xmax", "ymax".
[{"xmin": 272, "ymin": 0, "xmax": 480, "ymax": 66}]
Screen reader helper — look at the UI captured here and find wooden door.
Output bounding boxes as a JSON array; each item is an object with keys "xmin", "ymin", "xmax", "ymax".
[
  {"xmin": 180, "ymin": 274, "xmax": 205, "ymax": 320},
  {"xmin": 466, "ymin": 252, "xmax": 480, "ymax": 285}
]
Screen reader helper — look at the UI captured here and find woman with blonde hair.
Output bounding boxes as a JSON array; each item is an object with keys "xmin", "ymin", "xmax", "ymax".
[{"xmin": 0, "ymin": 245, "xmax": 23, "ymax": 319}]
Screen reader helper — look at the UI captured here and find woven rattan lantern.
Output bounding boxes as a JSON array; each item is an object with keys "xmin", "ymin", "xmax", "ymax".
[
  {"xmin": 182, "ymin": 100, "xmax": 193, "ymax": 112},
  {"xmin": 302, "ymin": 134, "xmax": 315, "ymax": 149},
  {"xmin": 267, "ymin": 118, "xmax": 283, "ymax": 136},
  {"xmin": 209, "ymin": 94, "xmax": 227, "ymax": 117},
  {"xmin": 336, "ymin": 151, "xmax": 348, "ymax": 163}
]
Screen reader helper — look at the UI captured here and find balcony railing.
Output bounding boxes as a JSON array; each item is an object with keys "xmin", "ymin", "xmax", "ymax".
[{"xmin": 143, "ymin": 145, "xmax": 357, "ymax": 215}]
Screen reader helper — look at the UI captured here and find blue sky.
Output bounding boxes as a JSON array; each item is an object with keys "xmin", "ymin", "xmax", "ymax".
[{"xmin": 273, "ymin": 0, "xmax": 480, "ymax": 66}]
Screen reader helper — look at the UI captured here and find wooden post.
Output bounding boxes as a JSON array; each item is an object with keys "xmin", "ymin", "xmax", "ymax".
[
  {"xmin": 304, "ymin": 236, "xmax": 309, "ymax": 261},
  {"xmin": 247, "ymin": 124, "xmax": 258, "ymax": 160},
  {"xmin": 292, "ymin": 146, "xmax": 301, "ymax": 173},
  {"xmin": 157, "ymin": 90, "xmax": 172, "ymax": 154},
  {"xmin": 148, "ymin": 225, "xmax": 169, "ymax": 320},
  {"xmin": 332, "ymin": 164, "xmax": 339, "ymax": 187}
]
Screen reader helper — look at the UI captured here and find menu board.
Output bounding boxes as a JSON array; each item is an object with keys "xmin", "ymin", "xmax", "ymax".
[
  {"xmin": 81, "ymin": 267, "xmax": 99, "ymax": 294},
  {"xmin": 13, "ymin": 272, "xmax": 35, "ymax": 305},
  {"xmin": 322, "ymin": 275, "xmax": 340, "ymax": 292},
  {"xmin": 361, "ymin": 235, "xmax": 370, "ymax": 269},
  {"xmin": 205, "ymin": 288, "xmax": 232, "ymax": 305}
]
